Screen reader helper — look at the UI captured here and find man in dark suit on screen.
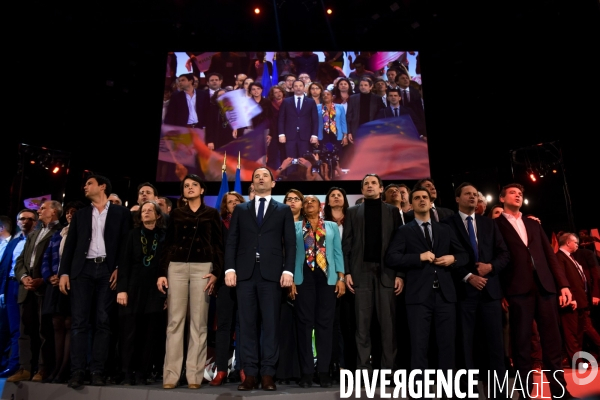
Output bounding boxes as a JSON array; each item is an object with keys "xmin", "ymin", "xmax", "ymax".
[
  {"xmin": 441, "ymin": 183, "xmax": 510, "ymax": 397},
  {"xmin": 163, "ymin": 72, "xmax": 210, "ymax": 130},
  {"xmin": 342, "ymin": 174, "xmax": 403, "ymax": 374},
  {"xmin": 346, "ymin": 77, "xmax": 385, "ymax": 142},
  {"xmin": 386, "ymin": 186, "xmax": 468, "ymax": 380},
  {"xmin": 375, "ymin": 88, "xmax": 426, "ymax": 138},
  {"xmin": 277, "ymin": 79, "xmax": 319, "ymax": 159},
  {"xmin": 224, "ymin": 167, "xmax": 296, "ymax": 391},
  {"xmin": 494, "ymin": 183, "xmax": 576, "ymax": 399},
  {"xmin": 59, "ymin": 175, "xmax": 132, "ymax": 389}
]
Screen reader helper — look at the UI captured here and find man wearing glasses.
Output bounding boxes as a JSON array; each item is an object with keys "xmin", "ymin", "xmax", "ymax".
[
  {"xmin": 283, "ymin": 74, "xmax": 296, "ymax": 98},
  {"xmin": 0, "ymin": 210, "xmax": 37, "ymax": 378}
]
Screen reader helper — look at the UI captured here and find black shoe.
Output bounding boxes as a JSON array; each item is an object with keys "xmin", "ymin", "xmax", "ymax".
[
  {"xmin": 0, "ymin": 367, "xmax": 18, "ymax": 378},
  {"xmin": 298, "ymin": 373, "xmax": 313, "ymax": 388},
  {"xmin": 228, "ymin": 370, "xmax": 241, "ymax": 383},
  {"xmin": 330, "ymin": 363, "xmax": 340, "ymax": 384},
  {"xmin": 68, "ymin": 371, "xmax": 85, "ymax": 390},
  {"xmin": 91, "ymin": 372, "xmax": 106, "ymax": 386},
  {"xmin": 319, "ymin": 372, "xmax": 332, "ymax": 388}
]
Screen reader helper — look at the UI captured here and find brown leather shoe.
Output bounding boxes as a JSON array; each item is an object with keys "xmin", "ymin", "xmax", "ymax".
[
  {"xmin": 237, "ymin": 375, "xmax": 258, "ymax": 391},
  {"xmin": 7, "ymin": 369, "xmax": 31, "ymax": 382},
  {"xmin": 261, "ymin": 375, "xmax": 277, "ymax": 391},
  {"xmin": 32, "ymin": 370, "xmax": 47, "ymax": 382},
  {"xmin": 210, "ymin": 371, "xmax": 228, "ymax": 386},
  {"xmin": 188, "ymin": 383, "xmax": 201, "ymax": 389},
  {"xmin": 163, "ymin": 383, "xmax": 177, "ymax": 389}
]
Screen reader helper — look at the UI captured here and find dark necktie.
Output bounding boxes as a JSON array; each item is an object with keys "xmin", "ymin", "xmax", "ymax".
[
  {"xmin": 296, "ymin": 97, "xmax": 301, "ymax": 113},
  {"xmin": 402, "ymin": 89, "xmax": 409, "ymax": 105},
  {"xmin": 570, "ymin": 254, "xmax": 588, "ymax": 292},
  {"xmin": 466, "ymin": 216, "xmax": 479, "ymax": 263},
  {"xmin": 431, "ymin": 207, "xmax": 439, "ymax": 222},
  {"xmin": 394, "ymin": 108, "xmax": 399, "ymax": 117},
  {"xmin": 257, "ymin": 198, "xmax": 266, "ymax": 226},
  {"xmin": 422, "ymin": 222, "xmax": 433, "ymax": 251}
]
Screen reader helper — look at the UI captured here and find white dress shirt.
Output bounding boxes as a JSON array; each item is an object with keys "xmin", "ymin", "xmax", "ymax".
[
  {"xmin": 88, "ymin": 202, "xmax": 110, "ymax": 259},
  {"xmin": 502, "ymin": 211, "xmax": 528, "ymax": 246}
]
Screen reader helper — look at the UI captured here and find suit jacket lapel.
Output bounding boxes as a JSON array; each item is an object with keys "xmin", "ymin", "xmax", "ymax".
[
  {"xmin": 262, "ymin": 200, "xmax": 277, "ymax": 226},
  {"xmin": 454, "ymin": 213, "xmax": 470, "ymax": 244},
  {"xmin": 410, "ymin": 220, "xmax": 429, "ymax": 250},
  {"xmin": 432, "ymin": 221, "xmax": 441, "ymax": 253},
  {"xmin": 249, "ymin": 200, "xmax": 258, "ymax": 226}
]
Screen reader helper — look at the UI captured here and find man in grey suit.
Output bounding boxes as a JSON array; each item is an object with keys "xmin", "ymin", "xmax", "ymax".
[
  {"xmin": 7, "ymin": 201, "xmax": 62, "ymax": 383},
  {"xmin": 225, "ymin": 167, "xmax": 296, "ymax": 391},
  {"xmin": 342, "ymin": 173, "xmax": 402, "ymax": 374}
]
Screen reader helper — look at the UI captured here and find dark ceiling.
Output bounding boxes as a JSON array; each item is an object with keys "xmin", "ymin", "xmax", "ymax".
[{"xmin": 2, "ymin": 0, "xmax": 600, "ymax": 233}]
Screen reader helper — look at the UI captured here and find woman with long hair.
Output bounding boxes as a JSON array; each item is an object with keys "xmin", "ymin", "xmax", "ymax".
[
  {"xmin": 308, "ymin": 82, "xmax": 324, "ymax": 105},
  {"xmin": 291, "ymin": 195, "xmax": 345, "ymax": 388},
  {"xmin": 266, "ymin": 85, "xmax": 287, "ymax": 170},
  {"xmin": 332, "ymin": 77, "xmax": 354, "ymax": 112},
  {"xmin": 157, "ymin": 174, "xmax": 224, "ymax": 389},
  {"xmin": 210, "ymin": 191, "xmax": 245, "ymax": 386},
  {"xmin": 116, "ymin": 201, "xmax": 167, "ymax": 385}
]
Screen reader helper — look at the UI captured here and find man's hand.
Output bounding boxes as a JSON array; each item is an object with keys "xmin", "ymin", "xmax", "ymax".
[
  {"xmin": 420, "ymin": 251, "xmax": 435, "ymax": 263},
  {"xmin": 225, "ymin": 271, "xmax": 237, "ymax": 287},
  {"xmin": 501, "ymin": 297, "xmax": 509, "ymax": 312},
  {"xmin": 232, "ymin": 129, "xmax": 238, "ymax": 139},
  {"xmin": 347, "ymin": 133, "xmax": 354, "ymax": 144},
  {"xmin": 279, "ymin": 135, "xmax": 286, "ymax": 144},
  {"xmin": 342, "ymin": 135, "xmax": 349, "ymax": 146},
  {"xmin": 280, "ymin": 273, "xmax": 293, "ymax": 288},
  {"xmin": 559, "ymin": 287, "xmax": 573, "ymax": 307},
  {"xmin": 28, "ymin": 278, "xmax": 44, "ymax": 291},
  {"xmin": 49, "ymin": 275, "xmax": 59, "ymax": 286},
  {"xmin": 59, "ymin": 276, "xmax": 70, "ymax": 295},
  {"xmin": 468, "ymin": 275, "xmax": 488, "ymax": 291},
  {"xmin": 476, "ymin": 262, "xmax": 493, "ymax": 277},
  {"xmin": 298, "ymin": 158, "xmax": 312, "ymax": 170},
  {"xmin": 21, "ymin": 276, "xmax": 33, "ymax": 287},
  {"xmin": 394, "ymin": 277, "xmax": 404, "ymax": 295},
  {"xmin": 593, "ymin": 296, "xmax": 600, "ymax": 306},
  {"xmin": 110, "ymin": 270, "xmax": 118, "ymax": 290},
  {"xmin": 117, "ymin": 292, "xmax": 128, "ymax": 307},
  {"xmin": 157, "ymin": 277, "xmax": 168, "ymax": 294},
  {"xmin": 289, "ymin": 282, "xmax": 298, "ymax": 300},
  {"xmin": 266, "ymin": 135, "xmax": 272, "ymax": 146},
  {"xmin": 185, "ymin": 58, "xmax": 193, "ymax": 71},
  {"xmin": 433, "ymin": 255, "xmax": 455, "ymax": 267},
  {"xmin": 208, "ymin": 143, "xmax": 215, "ymax": 150},
  {"xmin": 570, "ymin": 300, "xmax": 578, "ymax": 310},
  {"xmin": 345, "ymin": 274, "xmax": 355, "ymax": 294},
  {"xmin": 203, "ymin": 273, "xmax": 217, "ymax": 295},
  {"xmin": 335, "ymin": 280, "xmax": 346, "ymax": 298}
]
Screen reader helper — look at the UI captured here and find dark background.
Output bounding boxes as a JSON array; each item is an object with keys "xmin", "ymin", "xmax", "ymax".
[{"xmin": 2, "ymin": 0, "xmax": 599, "ymax": 236}]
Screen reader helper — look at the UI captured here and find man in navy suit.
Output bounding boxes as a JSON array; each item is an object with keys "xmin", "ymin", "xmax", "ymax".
[
  {"xmin": 163, "ymin": 72, "xmax": 210, "ymax": 130},
  {"xmin": 441, "ymin": 183, "xmax": 510, "ymax": 397},
  {"xmin": 494, "ymin": 183, "xmax": 575, "ymax": 399},
  {"xmin": 224, "ymin": 167, "xmax": 296, "ymax": 391},
  {"xmin": 277, "ymin": 79, "xmax": 319, "ymax": 158},
  {"xmin": 395, "ymin": 71, "xmax": 426, "ymax": 136},
  {"xmin": 375, "ymin": 88, "xmax": 426, "ymax": 138},
  {"xmin": 386, "ymin": 186, "xmax": 468, "ymax": 376},
  {"xmin": 59, "ymin": 175, "xmax": 132, "ymax": 389}
]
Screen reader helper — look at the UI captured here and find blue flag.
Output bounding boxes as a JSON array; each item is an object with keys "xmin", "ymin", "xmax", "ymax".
[
  {"xmin": 214, "ymin": 170, "xmax": 229, "ymax": 210},
  {"xmin": 261, "ymin": 61, "xmax": 272, "ymax": 95},
  {"xmin": 234, "ymin": 166, "xmax": 242, "ymax": 195},
  {"xmin": 271, "ymin": 55, "xmax": 279, "ymax": 87}
]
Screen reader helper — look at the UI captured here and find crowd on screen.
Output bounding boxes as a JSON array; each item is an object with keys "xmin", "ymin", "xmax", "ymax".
[
  {"xmin": 1, "ymin": 167, "xmax": 599, "ymax": 398},
  {"xmin": 162, "ymin": 51, "xmax": 427, "ymax": 181}
]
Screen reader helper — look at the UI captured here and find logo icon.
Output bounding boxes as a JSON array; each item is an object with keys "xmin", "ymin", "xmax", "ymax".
[{"xmin": 572, "ymin": 351, "xmax": 598, "ymax": 386}]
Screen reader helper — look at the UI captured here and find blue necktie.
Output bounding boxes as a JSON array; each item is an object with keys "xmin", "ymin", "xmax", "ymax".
[
  {"xmin": 296, "ymin": 97, "xmax": 301, "ymax": 114},
  {"xmin": 394, "ymin": 108, "xmax": 399, "ymax": 117},
  {"xmin": 257, "ymin": 198, "xmax": 266, "ymax": 226},
  {"xmin": 466, "ymin": 216, "xmax": 479, "ymax": 263}
]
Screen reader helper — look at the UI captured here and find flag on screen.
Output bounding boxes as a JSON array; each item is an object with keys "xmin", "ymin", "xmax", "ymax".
[
  {"xmin": 214, "ymin": 154, "xmax": 229, "ymax": 209},
  {"xmin": 271, "ymin": 54, "xmax": 279, "ymax": 86},
  {"xmin": 218, "ymin": 89, "xmax": 262, "ymax": 129},
  {"xmin": 234, "ymin": 152, "xmax": 242, "ymax": 195},
  {"xmin": 261, "ymin": 59, "xmax": 273, "ymax": 94}
]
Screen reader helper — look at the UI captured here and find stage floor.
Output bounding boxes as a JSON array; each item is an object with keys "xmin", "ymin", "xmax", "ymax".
[{"xmin": 2, "ymin": 368, "xmax": 599, "ymax": 400}]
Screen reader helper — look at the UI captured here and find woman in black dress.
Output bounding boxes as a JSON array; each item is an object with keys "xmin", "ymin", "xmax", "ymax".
[{"xmin": 116, "ymin": 200, "xmax": 167, "ymax": 385}]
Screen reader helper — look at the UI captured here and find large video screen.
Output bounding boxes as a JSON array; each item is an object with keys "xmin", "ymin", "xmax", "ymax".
[{"xmin": 156, "ymin": 51, "xmax": 430, "ymax": 183}]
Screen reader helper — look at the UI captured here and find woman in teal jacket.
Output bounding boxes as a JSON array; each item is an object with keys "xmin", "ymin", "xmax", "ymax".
[{"xmin": 290, "ymin": 195, "xmax": 345, "ymax": 389}]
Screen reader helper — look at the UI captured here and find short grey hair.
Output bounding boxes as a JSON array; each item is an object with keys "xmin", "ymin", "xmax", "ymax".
[{"xmin": 46, "ymin": 200, "xmax": 64, "ymax": 218}]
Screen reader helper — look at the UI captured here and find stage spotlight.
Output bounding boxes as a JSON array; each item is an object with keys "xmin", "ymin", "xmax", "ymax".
[
  {"xmin": 552, "ymin": 169, "xmax": 557, "ymax": 173},
  {"xmin": 254, "ymin": 7, "xmax": 260, "ymax": 14},
  {"xmin": 30, "ymin": 160, "xmax": 35, "ymax": 164},
  {"xmin": 524, "ymin": 199, "xmax": 529, "ymax": 205},
  {"xmin": 326, "ymin": 8, "xmax": 333, "ymax": 15},
  {"xmin": 529, "ymin": 173, "xmax": 536, "ymax": 182},
  {"xmin": 52, "ymin": 166, "xmax": 60, "ymax": 174},
  {"xmin": 486, "ymin": 195, "xmax": 492, "ymax": 203}
]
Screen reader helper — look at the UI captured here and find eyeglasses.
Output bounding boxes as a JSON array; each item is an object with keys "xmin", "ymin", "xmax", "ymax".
[
  {"xmin": 18, "ymin": 217, "xmax": 35, "ymax": 222},
  {"xmin": 286, "ymin": 197, "xmax": 302, "ymax": 203}
]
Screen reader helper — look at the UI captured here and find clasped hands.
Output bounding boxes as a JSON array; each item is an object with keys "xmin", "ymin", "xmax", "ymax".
[{"xmin": 419, "ymin": 251, "xmax": 455, "ymax": 266}]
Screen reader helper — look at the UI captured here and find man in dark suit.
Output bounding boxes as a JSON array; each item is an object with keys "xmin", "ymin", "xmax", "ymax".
[
  {"xmin": 494, "ymin": 183, "xmax": 575, "ymax": 399},
  {"xmin": 346, "ymin": 77, "xmax": 385, "ymax": 141},
  {"xmin": 59, "ymin": 175, "xmax": 132, "ymax": 389},
  {"xmin": 163, "ymin": 72, "xmax": 210, "ymax": 130},
  {"xmin": 375, "ymin": 88, "xmax": 426, "ymax": 138},
  {"xmin": 573, "ymin": 242, "xmax": 600, "ymax": 355},
  {"xmin": 224, "ymin": 167, "xmax": 296, "ymax": 391},
  {"xmin": 396, "ymin": 70, "xmax": 426, "ymax": 136},
  {"xmin": 342, "ymin": 174, "xmax": 403, "ymax": 373},
  {"xmin": 7, "ymin": 201, "xmax": 63, "ymax": 383},
  {"xmin": 277, "ymin": 79, "xmax": 319, "ymax": 158},
  {"xmin": 386, "ymin": 186, "xmax": 468, "ymax": 377},
  {"xmin": 441, "ymin": 183, "xmax": 510, "ymax": 397},
  {"xmin": 556, "ymin": 233, "xmax": 600, "ymax": 363},
  {"xmin": 405, "ymin": 178, "xmax": 454, "ymax": 222},
  {"xmin": 0, "ymin": 210, "xmax": 37, "ymax": 378}
]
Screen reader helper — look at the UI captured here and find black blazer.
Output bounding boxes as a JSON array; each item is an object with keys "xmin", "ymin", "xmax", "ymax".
[
  {"xmin": 342, "ymin": 202, "xmax": 402, "ymax": 288},
  {"xmin": 375, "ymin": 106, "xmax": 426, "ymax": 138},
  {"xmin": 278, "ymin": 95, "xmax": 319, "ymax": 141},
  {"xmin": 60, "ymin": 204, "xmax": 132, "ymax": 279},
  {"xmin": 573, "ymin": 247, "xmax": 600, "ymax": 300},
  {"xmin": 556, "ymin": 250, "xmax": 588, "ymax": 309},
  {"xmin": 399, "ymin": 87, "xmax": 426, "ymax": 133},
  {"xmin": 441, "ymin": 213, "xmax": 510, "ymax": 300},
  {"xmin": 385, "ymin": 219, "xmax": 468, "ymax": 304},
  {"xmin": 346, "ymin": 93, "xmax": 385, "ymax": 134},
  {"xmin": 224, "ymin": 198, "xmax": 296, "ymax": 282},
  {"xmin": 494, "ymin": 214, "xmax": 569, "ymax": 296},
  {"xmin": 164, "ymin": 89, "xmax": 210, "ymax": 128}
]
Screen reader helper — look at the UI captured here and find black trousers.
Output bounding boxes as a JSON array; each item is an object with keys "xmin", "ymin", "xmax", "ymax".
[
  {"xmin": 294, "ymin": 263, "xmax": 336, "ymax": 374},
  {"xmin": 119, "ymin": 310, "xmax": 162, "ymax": 377},
  {"xmin": 215, "ymin": 284, "xmax": 237, "ymax": 372}
]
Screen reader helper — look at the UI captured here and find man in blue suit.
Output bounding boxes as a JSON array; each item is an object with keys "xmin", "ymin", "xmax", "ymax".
[
  {"xmin": 277, "ymin": 80, "xmax": 319, "ymax": 159},
  {"xmin": 441, "ymin": 182, "xmax": 510, "ymax": 397},
  {"xmin": 224, "ymin": 167, "xmax": 296, "ymax": 391}
]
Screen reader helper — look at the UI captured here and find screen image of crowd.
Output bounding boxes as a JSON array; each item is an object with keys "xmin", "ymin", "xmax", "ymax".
[
  {"xmin": 157, "ymin": 51, "xmax": 430, "ymax": 183},
  {"xmin": 1, "ymin": 172, "xmax": 599, "ymax": 397}
]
